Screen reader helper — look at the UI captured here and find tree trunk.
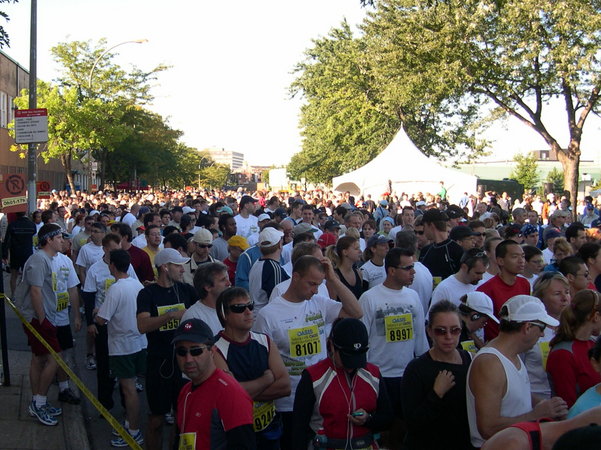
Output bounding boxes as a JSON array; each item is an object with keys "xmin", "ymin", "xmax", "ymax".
[
  {"xmin": 60, "ymin": 152, "xmax": 76, "ymax": 193},
  {"xmin": 555, "ymin": 140, "xmax": 580, "ymax": 220}
]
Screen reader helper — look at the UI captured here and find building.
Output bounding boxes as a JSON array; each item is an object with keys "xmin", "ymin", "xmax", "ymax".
[{"xmin": 206, "ymin": 147, "xmax": 244, "ymax": 171}]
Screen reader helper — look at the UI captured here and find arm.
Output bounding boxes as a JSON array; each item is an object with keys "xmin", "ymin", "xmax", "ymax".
[
  {"xmin": 30, "ymin": 285, "xmax": 45, "ymax": 322},
  {"xmin": 81, "ymin": 291, "xmax": 97, "ymax": 326},
  {"xmin": 291, "ymin": 370, "xmax": 317, "ymax": 450},
  {"xmin": 214, "ymin": 347, "xmax": 275, "ymax": 398},
  {"xmin": 321, "ymin": 258, "xmax": 362, "ymax": 319},
  {"xmin": 68, "ymin": 286, "xmax": 81, "ymax": 332},
  {"xmin": 364, "ymin": 374, "xmax": 393, "ymax": 431},
  {"xmin": 136, "ymin": 309, "xmax": 185, "ymax": 334},
  {"xmin": 546, "ymin": 348, "xmax": 578, "ymax": 407},
  {"xmin": 253, "ymin": 336, "xmax": 291, "ymax": 401},
  {"xmin": 76, "ymin": 264, "xmax": 86, "ymax": 286},
  {"xmin": 225, "ymin": 425, "xmax": 256, "ymax": 450},
  {"xmin": 234, "ymin": 251, "xmax": 252, "ymax": 291}
]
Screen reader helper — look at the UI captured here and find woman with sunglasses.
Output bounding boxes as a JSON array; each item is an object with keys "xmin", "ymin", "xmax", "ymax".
[
  {"xmin": 213, "ymin": 287, "xmax": 291, "ymax": 450},
  {"xmin": 547, "ymin": 289, "xmax": 601, "ymax": 407},
  {"xmin": 291, "ymin": 318, "xmax": 393, "ymax": 450},
  {"xmin": 521, "ymin": 273, "xmax": 571, "ymax": 399},
  {"xmin": 400, "ymin": 300, "xmax": 474, "ymax": 450},
  {"xmin": 457, "ymin": 292, "xmax": 499, "ymax": 354}
]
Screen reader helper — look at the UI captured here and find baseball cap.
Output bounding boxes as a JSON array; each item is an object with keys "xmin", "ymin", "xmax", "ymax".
[
  {"xmin": 171, "ymin": 319, "xmax": 214, "ymax": 345},
  {"xmin": 521, "ymin": 224, "xmax": 538, "ymax": 237},
  {"xmin": 421, "ymin": 209, "xmax": 449, "ymax": 224},
  {"xmin": 504, "ymin": 223, "xmax": 523, "ymax": 238},
  {"xmin": 294, "ymin": 222, "xmax": 318, "ymax": 235},
  {"xmin": 499, "ymin": 295, "xmax": 559, "ymax": 327},
  {"xmin": 450, "ymin": 225, "xmax": 478, "ymax": 241},
  {"xmin": 550, "ymin": 209, "xmax": 569, "ymax": 218},
  {"xmin": 446, "ymin": 206, "xmax": 465, "ymax": 220},
  {"xmin": 331, "ymin": 319, "xmax": 369, "ymax": 369},
  {"xmin": 273, "ymin": 207, "xmax": 288, "ymax": 219},
  {"xmin": 227, "ymin": 235, "xmax": 249, "ymax": 250},
  {"xmin": 216, "ymin": 205, "xmax": 234, "ymax": 215},
  {"xmin": 172, "ymin": 206, "xmax": 184, "ymax": 213},
  {"xmin": 543, "ymin": 227, "xmax": 563, "ymax": 241},
  {"xmin": 415, "ymin": 201, "xmax": 426, "ymax": 207},
  {"xmin": 239, "ymin": 195, "xmax": 258, "ymax": 208},
  {"xmin": 367, "ymin": 234, "xmax": 391, "ymax": 248},
  {"xmin": 192, "ymin": 228, "xmax": 213, "ymax": 245},
  {"xmin": 324, "ymin": 220, "xmax": 341, "ymax": 231},
  {"xmin": 154, "ymin": 248, "xmax": 190, "ymax": 267},
  {"xmin": 259, "ymin": 228, "xmax": 284, "ymax": 247},
  {"xmin": 464, "ymin": 292, "xmax": 499, "ymax": 324},
  {"xmin": 258, "ymin": 213, "xmax": 271, "ymax": 222},
  {"xmin": 591, "ymin": 218, "xmax": 601, "ymax": 228},
  {"xmin": 182, "ymin": 206, "xmax": 195, "ymax": 214},
  {"xmin": 379, "ymin": 199, "xmax": 388, "ymax": 207},
  {"xmin": 586, "ymin": 203, "xmax": 594, "ymax": 210},
  {"xmin": 317, "ymin": 232, "xmax": 337, "ymax": 249}
]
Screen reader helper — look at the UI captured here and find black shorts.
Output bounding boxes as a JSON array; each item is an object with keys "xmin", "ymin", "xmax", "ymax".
[
  {"xmin": 56, "ymin": 325, "xmax": 74, "ymax": 351},
  {"xmin": 383, "ymin": 376, "xmax": 403, "ymax": 418},
  {"xmin": 9, "ymin": 254, "xmax": 29, "ymax": 270},
  {"xmin": 145, "ymin": 353, "xmax": 186, "ymax": 416}
]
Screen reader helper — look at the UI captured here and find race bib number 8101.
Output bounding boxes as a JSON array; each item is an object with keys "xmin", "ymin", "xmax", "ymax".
[
  {"xmin": 288, "ymin": 325, "xmax": 321, "ymax": 357},
  {"xmin": 385, "ymin": 314, "xmax": 413, "ymax": 342}
]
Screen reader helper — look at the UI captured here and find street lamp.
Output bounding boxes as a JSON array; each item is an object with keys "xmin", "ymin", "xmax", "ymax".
[{"xmin": 85, "ymin": 39, "xmax": 147, "ymax": 191}]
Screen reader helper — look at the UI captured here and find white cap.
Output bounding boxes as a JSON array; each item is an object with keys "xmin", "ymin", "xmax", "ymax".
[
  {"xmin": 192, "ymin": 228, "xmax": 213, "ymax": 244},
  {"xmin": 259, "ymin": 228, "xmax": 284, "ymax": 247},
  {"xmin": 258, "ymin": 213, "xmax": 271, "ymax": 222},
  {"xmin": 465, "ymin": 292, "xmax": 499, "ymax": 323},
  {"xmin": 182, "ymin": 206, "xmax": 195, "ymax": 214},
  {"xmin": 154, "ymin": 248, "xmax": 190, "ymax": 267},
  {"xmin": 500, "ymin": 295, "xmax": 559, "ymax": 327}
]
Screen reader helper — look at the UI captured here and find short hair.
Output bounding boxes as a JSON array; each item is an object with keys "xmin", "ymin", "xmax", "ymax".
[
  {"xmin": 218, "ymin": 213, "xmax": 234, "ymax": 232},
  {"xmin": 468, "ymin": 220, "xmax": 485, "ymax": 230},
  {"xmin": 41, "ymin": 209, "xmax": 55, "ymax": 224},
  {"xmin": 565, "ymin": 222, "xmax": 586, "ymax": 242},
  {"xmin": 385, "ymin": 247, "xmax": 414, "ymax": 272},
  {"xmin": 91, "ymin": 222, "xmax": 107, "ymax": 233},
  {"xmin": 495, "ymin": 239, "xmax": 520, "ymax": 259},
  {"xmin": 292, "ymin": 255, "xmax": 325, "ymax": 277},
  {"xmin": 162, "ymin": 225, "xmax": 179, "ymax": 236},
  {"xmin": 163, "ymin": 233, "xmax": 188, "ymax": 253},
  {"xmin": 293, "ymin": 232, "xmax": 315, "ymax": 246},
  {"xmin": 109, "ymin": 249, "xmax": 130, "ymax": 273},
  {"xmin": 193, "ymin": 262, "xmax": 228, "ymax": 299},
  {"xmin": 460, "ymin": 248, "xmax": 489, "ymax": 270},
  {"xmin": 291, "ymin": 242, "xmax": 321, "ymax": 266},
  {"xmin": 413, "ymin": 215, "xmax": 424, "ymax": 227},
  {"xmin": 159, "ymin": 209, "xmax": 171, "ymax": 218},
  {"xmin": 428, "ymin": 300, "xmax": 459, "ymax": 326},
  {"xmin": 102, "ymin": 233, "xmax": 121, "ymax": 248},
  {"xmin": 111, "ymin": 222, "xmax": 133, "ymax": 242},
  {"xmin": 144, "ymin": 224, "xmax": 160, "ymax": 237},
  {"xmin": 301, "ymin": 204, "xmax": 314, "ymax": 212},
  {"xmin": 578, "ymin": 243, "xmax": 601, "ymax": 265},
  {"xmin": 395, "ymin": 230, "xmax": 417, "ymax": 251},
  {"xmin": 553, "ymin": 237, "xmax": 572, "ymax": 255},
  {"xmin": 559, "ymin": 255, "xmax": 586, "ymax": 277},
  {"xmin": 216, "ymin": 287, "xmax": 250, "ymax": 327},
  {"xmin": 143, "ymin": 213, "xmax": 159, "ymax": 227},
  {"xmin": 523, "ymin": 245, "xmax": 543, "ymax": 262},
  {"xmin": 333, "ymin": 205, "xmax": 348, "ymax": 217}
]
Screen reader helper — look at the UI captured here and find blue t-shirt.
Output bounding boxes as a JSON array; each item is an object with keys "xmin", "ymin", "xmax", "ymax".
[{"xmin": 567, "ymin": 384, "xmax": 601, "ymax": 419}]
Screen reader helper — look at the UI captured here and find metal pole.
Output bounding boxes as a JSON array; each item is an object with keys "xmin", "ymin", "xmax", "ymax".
[
  {"xmin": 0, "ymin": 260, "xmax": 10, "ymax": 386},
  {"xmin": 26, "ymin": 0, "xmax": 37, "ymax": 215}
]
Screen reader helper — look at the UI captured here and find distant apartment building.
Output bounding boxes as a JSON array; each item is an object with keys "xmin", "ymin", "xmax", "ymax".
[{"xmin": 206, "ymin": 147, "xmax": 244, "ymax": 171}]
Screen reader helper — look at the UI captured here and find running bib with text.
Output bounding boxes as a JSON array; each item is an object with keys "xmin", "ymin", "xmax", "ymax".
[
  {"xmin": 56, "ymin": 292, "xmax": 69, "ymax": 312},
  {"xmin": 104, "ymin": 278, "xmax": 116, "ymax": 292},
  {"xmin": 461, "ymin": 340, "xmax": 477, "ymax": 354},
  {"xmin": 539, "ymin": 341, "xmax": 550, "ymax": 370},
  {"xmin": 253, "ymin": 401, "xmax": 276, "ymax": 432},
  {"xmin": 178, "ymin": 432, "xmax": 196, "ymax": 450},
  {"xmin": 157, "ymin": 303, "xmax": 186, "ymax": 331},
  {"xmin": 385, "ymin": 314, "xmax": 413, "ymax": 342},
  {"xmin": 288, "ymin": 325, "xmax": 321, "ymax": 357}
]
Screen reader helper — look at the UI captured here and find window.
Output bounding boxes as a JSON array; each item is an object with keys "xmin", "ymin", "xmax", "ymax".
[{"xmin": 0, "ymin": 91, "xmax": 7, "ymax": 128}]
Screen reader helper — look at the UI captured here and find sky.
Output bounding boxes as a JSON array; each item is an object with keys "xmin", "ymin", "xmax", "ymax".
[{"xmin": 1, "ymin": 0, "xmax": 600, "ymax": 167}]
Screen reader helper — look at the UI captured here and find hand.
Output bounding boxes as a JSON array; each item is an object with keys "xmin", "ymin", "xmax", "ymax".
[
  {"xmin": 534, "ymin": 397, "xmax": 568, "ymax": 420},
  {"xmin": 169, "ymin": 308, "xmax": 186, "ymax": 321},
  {"xmin": 73, "ymin": 316, "xmax": 82, "ymax": 333},
  {"xmin": 433, "ymin": 370, "xmax": 456, "ymax": 398},
  {"xmin": 348, "ymin": 408, "xmax": 369, "ymax": 426},
  {"xmin": 320, "ymin": 257, "xmax": 336, "ymax": 281},
  {"xmin": 87, "ymin": 324, "xmax": 98, "ymax": 337}
]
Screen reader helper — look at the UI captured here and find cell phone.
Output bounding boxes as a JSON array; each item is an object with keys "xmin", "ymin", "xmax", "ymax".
[{"xmin": 351, "ymin": 411, "xmax": 364, "ymax": 417}]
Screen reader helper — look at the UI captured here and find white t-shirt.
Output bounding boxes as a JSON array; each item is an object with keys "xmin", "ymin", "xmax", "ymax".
[
  {"xmin": 360, "ymin": 284, "xmax": 428, "ymax": 378},
  {"xmin": 234, "ymin": 214, "xmax": 259, "ymax": 246},
  {"xmin": 51, "ymin": 253, "xmax": 80, "ymax": 326},
  {"xmin": 519, "ymin": 273, "xmax": 539, "ymax": 291},
  {"xmin": 281, "ymin": 241, "xmax": 293, "ymax": 265},
  {"xmin": 269, "ymin": 278, "xmax": 329, "ymax": 301},
  {"xmin": 429, "ymin": 274, "xmax": 476, "ymax": 313},
  {"xmin": 121, "ymin": 212, "xmax": 137, "ymax": 227},
  {"xmin": 181, "ymin": 301, "xmax": 222, "ymax": 335},
  {"xmin": 132, "ymin": 234, "xmax": 164, "ymax": 249},
  {"xmin": 253, "ymin": 295, "xmax": 342, "ymax": 412},
  {"xmin": 542, "ymin": 247, "xmax": 554, "ymax": 265},
  {"xmin": 361, "ymin": 260, "xmax": 386, "ymax": 290},
  {"xmin": 82, "ymin": 258, "xmax": 138, "ymax": 308},
  {"xmin": 520, "ymin": 327, "xmax": 554, "ymax": 398},
  {"xmin": 75, "ymin": 242, "xmax": 104, "ymax": 271},
  {"xmin": 409, "ymin": 261, "xmax": 433, "ymax": 316},
  {"xmin": 97, "ymin": 277, "xmax": 147, "ymax": 356}
]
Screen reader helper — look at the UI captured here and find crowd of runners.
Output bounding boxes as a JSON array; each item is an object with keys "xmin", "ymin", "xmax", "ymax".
[{"xmin": 2, "ymin": 185, "xmax": 601, "ymax": 449}]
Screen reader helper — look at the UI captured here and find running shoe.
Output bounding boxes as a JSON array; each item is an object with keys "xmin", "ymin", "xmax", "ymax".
[
  {"xmin": 86, "ymin": 354, "xmax": 97, "ymax": 370},
  {"xmin": 58, "ymin": 388, "xmax": 81, "ymax": 405},
  {"xmin": 28, "ymin": 401, "xmax": 58, "ymax": 426},
  {"xmin": 165, "ymin": 411, "xmax": 175, "ymax": 425},
  {"xmin": 135, "ymin": 380, "xmax": 144, "ymax": 392},
  {"xmin": 111, "ymin": 430, "xmax": 144, "ymax": 448}
]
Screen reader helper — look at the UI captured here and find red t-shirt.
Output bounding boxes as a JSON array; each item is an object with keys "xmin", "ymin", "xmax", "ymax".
[
  {"xmin": 477, "ymin": 274, "xmax": 531, "ymax": 341},
  {"xmin": 223, "ymin": 257, "xmax": 237, "ymax": 285},
  {"xmin": 127, "ymin": 244, "xmax": 155, "ymax": 282}
]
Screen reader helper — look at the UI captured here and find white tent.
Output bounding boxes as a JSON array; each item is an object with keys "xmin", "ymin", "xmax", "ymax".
[{"xmin": 332, "ymin": 127, "xmax": 477, "ymax": 203}]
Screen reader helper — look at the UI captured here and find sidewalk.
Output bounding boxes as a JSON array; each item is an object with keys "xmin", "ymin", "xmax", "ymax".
[{"xmin": 0, "ymin": 349, "xmax": 90, "ymax": 450}]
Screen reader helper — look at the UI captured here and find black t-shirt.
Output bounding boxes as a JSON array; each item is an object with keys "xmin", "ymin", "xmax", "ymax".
[
  {"xmin": 136, "ymin": 282, "xmax": 197, "ymax": 357},
  {"xmin": 419, "ymin": 239, "xmax": 464, "ymax": 280}
]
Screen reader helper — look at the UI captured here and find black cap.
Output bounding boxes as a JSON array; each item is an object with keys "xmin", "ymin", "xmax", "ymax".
[
  {"xmin": 446, "ymin": 205, "xmax": 465, "ymax": 220},
  {"xmin": 324, "ymin": 219, "xmax": 341, "ymax": 231},
  {"xmin": 273, "ymin": 207, "xmax": 288, "ymax": 219},
  {"xmin": 421, "ymin": 209, "xmax": 449, "ymax": 224},
  {"xmin": 171, "ymin": 206, "xmax": 184, "ymax": 213},
  {"xmin": 239, "ymin": 195, "xmax": 258, "ymax": 208},
  {"xmin": 171, "ymin": 319, "xmax": 214, "ymax": 345},
  {"xmin": 449, "ymin": 225, "xmax": 478, "ymax": 241},
  {"xmin": 331, "ymin": 319, "xmax": 369, "ymax": 369}
]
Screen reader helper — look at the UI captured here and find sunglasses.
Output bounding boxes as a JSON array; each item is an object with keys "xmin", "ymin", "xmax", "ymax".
[
  {"xmin": 528, "ymin": 322, "xmax": 547, "ymax": 332},
  {"xmin": 197, "ymin": 243, "xmax": 213, "ymax": 249},
  {"xmin": 472, "ymin": 232, "xmax": 485, "ymax": 237},
  {"xmin": 415, "ymin": 230, "xmax": 424, "ymax": 235},
  {"xmin": 175, "ymin": 346, "xmax": 209, "ymax": 357},
  {"xmin": 432, "ymin": 327, "xmax": 462, "ymax": 336},
  {"xmin": 229, "ymin": 302, "xmax": 255, "ymax": 313}
]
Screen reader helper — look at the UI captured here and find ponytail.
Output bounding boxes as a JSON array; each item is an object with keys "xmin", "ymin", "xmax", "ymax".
[{"xmin": 551, "ymin": 290, "xmax": 600, "ymax": 347}]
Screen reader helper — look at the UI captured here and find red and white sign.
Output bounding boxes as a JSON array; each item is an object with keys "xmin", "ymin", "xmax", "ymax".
[{"xmin": 14, "ymin": 108, "xmax": 49, "ymax": 144}]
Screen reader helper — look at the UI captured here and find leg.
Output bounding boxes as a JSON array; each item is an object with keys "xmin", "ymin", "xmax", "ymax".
[
  {"xmin": 119, "ymin": 378, "xmax": 140, "ymax": 431},
  {"xmin": 145, "ymin": 414, "xmax": 164, "ymax": 450},
  {"xmin": 9, "ymin": 268, "xmax": 19, "ymax": 296},
  {"xmin": 37, "ymin": 354, "xmax": 58, "ymax": 397},
  {"xmin": 95, "ymin": 324, "xmax": 114, "ymax": 409}
]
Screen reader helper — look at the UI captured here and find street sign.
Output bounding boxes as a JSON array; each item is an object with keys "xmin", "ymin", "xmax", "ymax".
[
  {"xmin": 36, "ymin": 181, "xmax": 51, "ymax": 199},
  {"xmin": 0, "ymin": 174, "xmax": 27, "ymax": 213},
  {"xmin": 14, "ymin": 108, "xmax": 49, "ymax": 144}
]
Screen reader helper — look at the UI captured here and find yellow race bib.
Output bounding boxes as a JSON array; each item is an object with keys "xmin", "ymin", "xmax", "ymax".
[
  {"xmin": 253, "ymin": 401, "xmax": 276, "ymax": 432},
  {"xmin": 385, "ymin": 314, "xmax": 414, "ymax": 343},
  {"xmin": 461, "ymin": 340, "xmax": 477, "ymax": 354},
  {"xmin": 104, "ymin": 278, "xmax": 116, "ymax": 292},
  {"xmin": 288, "ymin": 325, "xmax": 321, "ymax": 357},
  {"xmin": 157, "ymin": 303, "xmax": 186, "ymax": 331},
  {"xmin": 178, "ymin": 432, "xmax": 196, "ymax": 450},
  {"xmin": 52, "ymin": 272, "xmax": 58, "ymax": 291},
  {"xmin": 56, "ymin": 292, "xmax": 69, "ymax": 312},
  {"xmin": 539, "ymin": 341, "xmax": 551, "ymax": 370}
]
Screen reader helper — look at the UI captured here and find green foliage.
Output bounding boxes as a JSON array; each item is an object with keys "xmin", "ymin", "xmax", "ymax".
[
  {"xmin": 198, "ymin": 164, "xmax": 231, "ymax": 189},
  {"xmin": 510, "ymin": 153, "xmax": 540, "ymax": 192},
  {"xmin": 546, "ymin": 168, "xmax": 564, "ymax": 193},
  {"xmin": 0, "ymin": 1, "xmax": 17, "ymax": 48}
]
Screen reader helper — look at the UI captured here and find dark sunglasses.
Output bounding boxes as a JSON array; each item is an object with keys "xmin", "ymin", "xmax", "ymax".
[
  {"xmin": 229, "ymin": 302, "xmax": 255, "ymax": 313},
  {"xmin": 528, "ymin": 322, "xmax": 546, "ymax": 332},
  {"xmin": 432, "ymin": 327, "xmax": 462, "ymax": 336},
  {"xmin": 415, "ymin": 230, "xmax": 424, "ymax": 235},
  {"xmin": 472, "ymin": 232, "xmax": 485, "ymax": 237},
  {"xmin": 175, "ymin": 346, "xmax": 208, "ymax": 357},
  {"xmin": 197, "ymin": 243, "xmax": 213, "ymax": 249}
]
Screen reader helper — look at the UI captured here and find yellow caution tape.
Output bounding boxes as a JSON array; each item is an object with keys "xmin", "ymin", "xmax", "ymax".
[{"xmin": 2, "ymin": 293, "xmax": 142, "ymax": 450}]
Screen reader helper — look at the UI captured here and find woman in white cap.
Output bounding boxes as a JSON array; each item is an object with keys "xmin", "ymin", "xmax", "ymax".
[{"xmin": 457, "ymin": 292, "xmax": 499, "ymax": 354}]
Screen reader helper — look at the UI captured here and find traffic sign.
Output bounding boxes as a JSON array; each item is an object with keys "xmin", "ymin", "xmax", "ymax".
[
  {"xmin": 0, "ymin": 174, "xmax": 27, "ymax": 213},
  {"xmin": 14, "ymin": 108, "xmax": 49, "ymax": 144},
  {"xmin": 37, "ymin": 181, "xmax": 51, "ymax": 199}
]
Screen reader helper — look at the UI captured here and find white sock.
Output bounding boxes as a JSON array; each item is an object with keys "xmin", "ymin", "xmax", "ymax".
[
  {"xmin": 59, "ymin": 381, "xmax": 69, "ymax": 392},
  {"xmin": 124, "ymin": 420, "xmax": 130, "ymax": 429},
  {"xmin": 35, "ymin": 395, "xmax": 47, "ymax": 408},
  {"xmin": 128, "ymin": 428, "xmax": 139, "ymax": 435}
]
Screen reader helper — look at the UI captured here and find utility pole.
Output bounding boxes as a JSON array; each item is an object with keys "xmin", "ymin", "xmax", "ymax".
[{"xmin": 26, "ymin": 0, "xmax": 37, "ymax": 214}]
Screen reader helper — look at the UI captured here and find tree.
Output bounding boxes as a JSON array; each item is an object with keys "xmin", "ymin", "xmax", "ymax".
[
  {"xmin": 198, "ymin": 163, "xmax": 231, "ymax": 189},
  {"xmin": 0, "ymin": 1, "xmax": 17, "ymax": 48},
  {"xmin": 546, "ymin": 168, "xmax": 564, "ymax": 194},
  {"xmin": 363, "ymin": 0, "xmax": 601, "ymax": 214},
  {"xmin": 510, "ymin": 153, "xmax": 540, "ymax": 193}
]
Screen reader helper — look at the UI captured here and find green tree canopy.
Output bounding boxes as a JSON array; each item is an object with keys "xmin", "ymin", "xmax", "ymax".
[
  {"xmin": 510, "ymin": 153, "xmax": 540, "ymax": 192},
  {"xmin": 0, "ymin": 1, "xmax": 17, "ymax": 48}
]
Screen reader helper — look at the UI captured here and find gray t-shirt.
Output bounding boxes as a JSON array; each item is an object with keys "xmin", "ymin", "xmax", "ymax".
[{"xmin": 14, "ymin": 250, "xmax": 57, "ymax": 324}]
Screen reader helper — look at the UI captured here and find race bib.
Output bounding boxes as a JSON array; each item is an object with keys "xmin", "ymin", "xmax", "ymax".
[
  {"xmin": 288, "ymin": 325, "xmax": 321, "ymax": 357},
  {"xmin": 539, "ymin": 341, "xmax": 550, "ymax": 370},
  {"xmin": 157, "ymin": 303, "xmax": 186, "ymax": 331},
  {"xmin": 432, "ymin": 276, "xmax": 442, "ymax": 289},
  {"xmin": 253, "ymin": 401, "xmax": 276, "ymax": 432},
  {"xmin": 461, "ymin": 340, "xmax": 477, "ymax": 354},
  {"xmin": 52, "ymin": 272, "xmax": 58, "ymax": 291},
  {"xmin": 56, "ymin": 292, "xmax": 69, "ymax": 312},
  {"xmin": 178, "ymin": 432, "xmax": 196, "ymax": 450},
  {"xmin": 385, "ymin": 314, "xmax": 413, "ymax": 343},
  {"xmin": 104, "ymin": 278, "xmax": 116, "ymax": 292}
]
